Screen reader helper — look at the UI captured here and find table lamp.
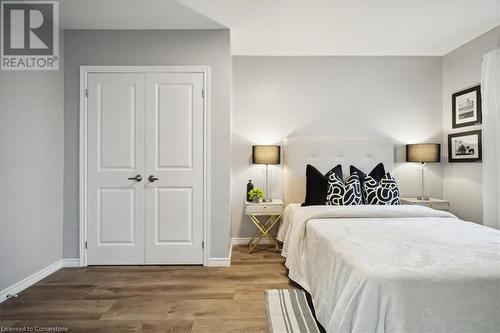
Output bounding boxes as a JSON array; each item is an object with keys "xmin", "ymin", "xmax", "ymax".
[
  {"xmin": 406, "ymin": 143, "xmax": 441, "ymax": 200},
  {"xmin": 252, "ymin": 145, "xmax": 281, "ymax": 202}
]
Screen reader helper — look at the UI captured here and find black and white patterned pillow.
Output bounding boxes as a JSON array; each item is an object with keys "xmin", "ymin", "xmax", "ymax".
[
  {"xmin": 326, "ymin": 173, "xmax": 362, "ymax": 206},
  {"xmin": 363, "ymin": 173, "xmax": 400, "ymax": 205},
  {"xmin": 302, "ymin": 164, "xmax": 343, "ymax": 206}
]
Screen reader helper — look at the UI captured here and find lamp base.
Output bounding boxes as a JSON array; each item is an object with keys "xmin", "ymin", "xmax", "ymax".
[{"xmin": 417, "ymin": 196, "xmax": 430, "ymax": 201}]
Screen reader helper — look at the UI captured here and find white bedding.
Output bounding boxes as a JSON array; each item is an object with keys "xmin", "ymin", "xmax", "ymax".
[{"xmin": 279, "ymin": 204, "xmax": 500, "ymax": 333}]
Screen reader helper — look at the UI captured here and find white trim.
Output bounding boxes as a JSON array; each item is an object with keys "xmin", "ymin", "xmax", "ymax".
[
  {"xmin": 62, "ymin": 259, "xmax": 80, "ymax": 267},
  {"xmin": 0, "ymin": 258, "xmax": 83, "ymax": 303},
  {"xmin": 206, "ymin": 238, "xmax": 234, "ymax": 267},
  {"xmin": 207, "ymin": 257, "xmax": 231, "ymax": 267},
  {"xmin": 79, "ymin": 66, "xmax": 87, "ymax": 267},
  {"xmin": 203, "ymin": 67, "xmax": 212, "ymax": 267},
  {"xmin": 228, "ymin": 238, "xmax": 234, "ymax": 262},
  {"xmin": 0, "ymin": 260, "xmax": 62, "ymax": 303},
  {"xmin": 231, "ymin": 237, "xmax": 275, "ymax": 245},
  {"xmin": 79, "ymin": 66, "xmax": 211, "ymax": 267}
]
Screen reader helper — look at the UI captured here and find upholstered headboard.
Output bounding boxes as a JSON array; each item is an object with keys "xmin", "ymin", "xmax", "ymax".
[{"xmin": 284, "ymin": 137, "xmax": 394, "ymax": 204}]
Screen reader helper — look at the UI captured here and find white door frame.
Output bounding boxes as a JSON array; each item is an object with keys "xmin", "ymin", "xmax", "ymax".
[{"xmin": 79, "ymin": 65, "xmax": 211, "ymax": 267}]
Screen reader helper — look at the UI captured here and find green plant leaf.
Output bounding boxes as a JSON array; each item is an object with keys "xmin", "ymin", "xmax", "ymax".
[{"xmin": 248, "ymin": 188, "xmax": 265, "ymax": 200}]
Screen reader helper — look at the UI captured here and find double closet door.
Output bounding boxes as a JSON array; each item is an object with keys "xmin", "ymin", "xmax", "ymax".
[{"xmin": 86, "ymin": 71, "xmax": 205, "ymax": 265}]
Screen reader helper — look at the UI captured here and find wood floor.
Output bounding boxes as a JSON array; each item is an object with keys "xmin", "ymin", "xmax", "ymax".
[{"xmin": 0, "ymin": 246, "xmax": 296, "ymax": 332}]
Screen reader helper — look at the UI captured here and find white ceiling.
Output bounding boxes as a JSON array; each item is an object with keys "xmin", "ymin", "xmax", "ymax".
[
  {"xmin": 60, "ymin": 0, "xmax": 224, "ymax": 30},
  {"xmin": 59, "ymin": 0, "xmax": 499, "ymax": 56},
  {"xmin": 181, "ymin": 0, "xmax": 500, "ymax": 56}
]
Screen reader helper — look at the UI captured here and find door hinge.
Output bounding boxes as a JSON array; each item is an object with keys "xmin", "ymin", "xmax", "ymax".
[
  {"xmin": 85, "ymin": 89, "xmax": 89, "ymax": 98},
  {"xmin": 201, "ymin": 89, "xmax": 205, "ymax": 98},
  {"xmin": 202, "ymin": 241, "xmax": 204, "ymax": 249},
  {"xmin": 85, "ymin": 241, "xmax": 88, "ymax": 249}
]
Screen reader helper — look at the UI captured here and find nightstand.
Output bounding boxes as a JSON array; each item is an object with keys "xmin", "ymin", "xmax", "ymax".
[
  {"xmin": 245, "ymin": 199, "xmax": 284, "ymax": 254},
  {"xmin": 400, "ymin": 197, "xmax": 450, "ymax": 211}
]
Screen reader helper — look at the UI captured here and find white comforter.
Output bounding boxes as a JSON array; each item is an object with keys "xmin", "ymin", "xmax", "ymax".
[{"xmin": 279, "ymin": 204, "xmax": 500, "ymax": 333}]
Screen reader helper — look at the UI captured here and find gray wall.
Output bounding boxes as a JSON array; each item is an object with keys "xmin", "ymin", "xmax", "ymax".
[
  {"xmin": 0, "ymin": 44, "xmax": 64, "ymax": 289},
  {"xmin": 63, "ymin": 30, "xmax": 231, "ymax": 259},
  {"xmin": 442, "ymin": 26, "xmax": 500, "ymax": 223},
  {"xmin": 232, "ymin": 56, "xmax": 443, "ymax": 237}
]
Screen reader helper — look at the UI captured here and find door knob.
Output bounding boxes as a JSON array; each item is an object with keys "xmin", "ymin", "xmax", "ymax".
[
  {"xmin": 127, "ymin": 175, "xmax": 142, "ymax": 182},
  {"xmin": 148, "ymin": 175, "xmax": 159, "ymax": 182}
]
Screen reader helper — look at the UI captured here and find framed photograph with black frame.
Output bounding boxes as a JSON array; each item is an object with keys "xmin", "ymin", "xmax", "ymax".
[
  {"xmin": 452, "ymin": 85, "xmax": 482, "ymax": 128},
  {"xmin": 448, "ymin": 130, "xmax": 482, "ymax": 163}
]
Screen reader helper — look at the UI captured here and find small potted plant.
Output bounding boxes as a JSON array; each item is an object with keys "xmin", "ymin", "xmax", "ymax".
[{"xmin": 248, "ymin": 188, "xmax": 265, "ymax": 203}]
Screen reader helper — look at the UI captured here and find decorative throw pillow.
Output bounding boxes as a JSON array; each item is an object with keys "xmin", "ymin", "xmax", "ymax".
[
  {"xmin": 350, "ymin": 163, "xmax": 386, "ymax": 203},
  {"xmin": 363, "ymin": 172, "xmax": 401, "ymax": 205},
  {"xmin": 326, "ymin": 173, "xmax": 362, "ymax": 206},
  {"xmin": 350, "ymin": 162, "xmax": 386, "ymax": 185},
  {"xmin": 302, "ymin": 164, "xmax": 343, "ymax": 206}
]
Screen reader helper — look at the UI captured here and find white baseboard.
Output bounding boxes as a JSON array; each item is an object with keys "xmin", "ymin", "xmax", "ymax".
[
  {"xmin": 206, "ymin": 257, "xmax": 231, "ymax": 267},
  {"xmin": 231, "ymin": 237, "xmax": 274, "ymax": 245},
  {"xmin": 0, "ymin": 258, "xmax": 81, "ymax": 303},
  {"xmin": 212, "ymin": 237, "xmax": 276, "ymax": 266},
  {"xmin": 62, "ymin": 258, "xmax": 80, "ymax": 267},
  {"xmin": 0, "ymin": 260, "xmax": 62, "ymax": 303},
  {"xmin": 228, "ymin": 239, "xmax": 234, "ymax": 262},
  {"xmin": 205, "ymin": 238, "xmax": 235, "ymax": 267}
]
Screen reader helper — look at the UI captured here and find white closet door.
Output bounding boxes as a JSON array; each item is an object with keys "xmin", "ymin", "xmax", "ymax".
[
  {"xmin": 87, "ymin": 73, "xmax": 146, "ymax": 265},
  {"xmin": 145, "ymin": 72, "xmax": 204, "ymax": 264}
]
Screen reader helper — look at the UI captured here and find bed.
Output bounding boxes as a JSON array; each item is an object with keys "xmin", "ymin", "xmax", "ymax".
[{"xmin": 278, "ymin": 137, "xmax": 500, "ymax": 333}]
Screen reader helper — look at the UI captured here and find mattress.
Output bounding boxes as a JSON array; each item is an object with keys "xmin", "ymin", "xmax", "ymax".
[{"xmin": 279, "ymin": 204, "xmax": 500, "ymax": 333}]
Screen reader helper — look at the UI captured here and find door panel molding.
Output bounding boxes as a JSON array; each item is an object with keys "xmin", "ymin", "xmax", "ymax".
[
  {"xmin": 155, "ymin": 187, "xmax": 193, "ymax": 244},
  {"xmin": 97, "ymin": 83, "xmax": 137, "ymax": 170},
  {"xmin": 155, "ymin": 83, "xmax": 194, "ymax": 170},
  {"xmin": 79, "ymin": 66, "xmax": 211, "ymax": 267},
  {"xmin": 97, "ymin": 187, "xmax": 136, "ymax": 245}
]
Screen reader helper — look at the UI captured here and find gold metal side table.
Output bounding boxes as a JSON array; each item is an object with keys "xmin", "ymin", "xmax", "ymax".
[{"xmin": 244, "ymin": 200, "xmax": 284, "ymax": 254}]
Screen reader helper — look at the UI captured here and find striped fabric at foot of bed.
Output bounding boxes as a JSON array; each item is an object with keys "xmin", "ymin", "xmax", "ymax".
[{"xmin": 265, "ymin": 289, "xmax": 321, "ymax": 333}]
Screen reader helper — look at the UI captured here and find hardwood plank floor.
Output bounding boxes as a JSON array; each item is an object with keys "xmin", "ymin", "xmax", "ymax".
[{"xmin": 0, "ymin": 246, "xmax": 296, "ymax": 332}]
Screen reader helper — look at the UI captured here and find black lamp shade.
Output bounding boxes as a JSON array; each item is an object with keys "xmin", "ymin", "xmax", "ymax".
[
  {"xmin": 406, "ymin": 143, "xmax": 441, "ymax": 163},
  {"xmin": 252, "ymin": 145, "xmax": 281, "ymax": 165}
]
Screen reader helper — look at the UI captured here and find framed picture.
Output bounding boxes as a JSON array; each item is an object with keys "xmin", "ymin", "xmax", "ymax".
[
  {"xmin": 452, "ymin": 85, "xmax": 482, "ymax": 128},
  {"xmin": 448, "ymin": 130, "xmax": 482, "ymax": 163}
]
